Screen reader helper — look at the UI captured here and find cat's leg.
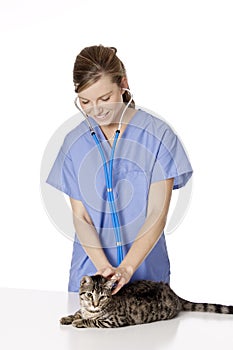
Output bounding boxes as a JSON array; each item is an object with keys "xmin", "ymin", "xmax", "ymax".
[
  {"xmin": 72, "ymin": 317, "xmax": 114, "ymax": 328},
  {"xmin": 60, "ymin": 310, "xmax": 82, "ymax": 325}
]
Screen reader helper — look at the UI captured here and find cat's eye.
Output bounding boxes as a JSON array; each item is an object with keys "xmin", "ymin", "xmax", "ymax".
[{"xmin": 86, "ymin": 292, "xmax": 92, "ymax": 298}]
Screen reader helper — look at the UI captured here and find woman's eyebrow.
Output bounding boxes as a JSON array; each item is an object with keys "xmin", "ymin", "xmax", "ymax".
[{"xmin": 78, "ymin": 91, "xmax": 112, "ymax": 101}]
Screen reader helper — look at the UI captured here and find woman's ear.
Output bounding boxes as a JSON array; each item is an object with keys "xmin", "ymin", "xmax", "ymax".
[{"xmin": 120, "ymin": 76, "xmax": 129, "ymax": 93}]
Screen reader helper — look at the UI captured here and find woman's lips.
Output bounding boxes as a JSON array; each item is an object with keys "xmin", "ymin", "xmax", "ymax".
[{"xmin": 95, "ymin": 111, "xmax": 109, "ymax": 120}]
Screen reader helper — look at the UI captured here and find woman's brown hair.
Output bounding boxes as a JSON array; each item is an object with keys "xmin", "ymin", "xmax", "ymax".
[{"xmin": 73, "ymin": 45, "xmax": 135, "ymax": 108}]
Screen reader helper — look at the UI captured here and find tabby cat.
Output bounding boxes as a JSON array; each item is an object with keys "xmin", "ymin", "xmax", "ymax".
[{"xmin": 60, "ymin": 275, "xmax": 233, "ymax": 328}]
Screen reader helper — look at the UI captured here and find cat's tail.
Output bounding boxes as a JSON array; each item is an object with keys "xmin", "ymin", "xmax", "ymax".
[{"xmin": 179, "ymin": 297, "xmax": 233, "ymax": 314}]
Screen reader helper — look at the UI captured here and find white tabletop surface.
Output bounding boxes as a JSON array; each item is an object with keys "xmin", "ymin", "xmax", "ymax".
[{"xmin": 1, "ymin": 287, "xmax": 233, "ymax": 350}]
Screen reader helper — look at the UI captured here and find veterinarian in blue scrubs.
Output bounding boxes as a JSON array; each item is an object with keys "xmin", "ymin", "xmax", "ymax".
[{"xmin": 46, "ymin": 45, "xmax": 193, "ymax": 294}]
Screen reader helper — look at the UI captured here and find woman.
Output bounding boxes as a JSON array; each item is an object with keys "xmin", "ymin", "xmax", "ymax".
[{"xmin": 46, "ymin": 45, "xmax": 193, "ymax": 294}]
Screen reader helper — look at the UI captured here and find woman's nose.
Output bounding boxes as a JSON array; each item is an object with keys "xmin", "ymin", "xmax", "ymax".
[{"xmin": 92, "ymin": 103, "xmax": 104, "ymax": 117}]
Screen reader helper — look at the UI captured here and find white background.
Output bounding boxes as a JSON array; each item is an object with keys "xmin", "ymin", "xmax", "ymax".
[{"xmin": 1, "ymin": 0, "xmax": 232, "ymax": 305}]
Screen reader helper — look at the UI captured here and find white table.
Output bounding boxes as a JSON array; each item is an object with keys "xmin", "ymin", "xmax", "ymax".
[{"xmin": 1, "ymin": 287, "xmax": 232, "ymax": 350}]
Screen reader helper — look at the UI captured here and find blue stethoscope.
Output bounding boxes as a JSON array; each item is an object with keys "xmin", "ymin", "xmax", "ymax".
[{"xmin": 74, "ymin": 89, "xmax": 133, "ymax": 265}]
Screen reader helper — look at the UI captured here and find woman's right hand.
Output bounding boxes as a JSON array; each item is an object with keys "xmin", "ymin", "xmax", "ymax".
[
  {"xmin": 95, "ymin": 265, "xmax": 115, "ymax": 278},
  {"xmin": 95, "ymin": 265, "xmax": 133, "ymax": 294}
]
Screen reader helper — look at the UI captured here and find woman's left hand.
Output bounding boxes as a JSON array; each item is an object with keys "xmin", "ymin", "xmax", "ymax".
[{"xmin": 96, "ymin": 265, "xmax": 134, "ymax": 294}]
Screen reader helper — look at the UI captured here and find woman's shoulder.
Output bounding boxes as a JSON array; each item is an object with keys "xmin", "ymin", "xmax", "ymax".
[
  {"xmin": 132, "ymin": 108, "xmax": 175, "ymax": 139},
  {"xmin": 61, "ymin": 120, "xmax": 89, "ymax": 153}
]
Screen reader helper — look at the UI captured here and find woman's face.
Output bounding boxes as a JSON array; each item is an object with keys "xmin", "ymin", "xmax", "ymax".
[{"xmin": 78, "ymin": 75, "xmax": 125, "ymax": 126}]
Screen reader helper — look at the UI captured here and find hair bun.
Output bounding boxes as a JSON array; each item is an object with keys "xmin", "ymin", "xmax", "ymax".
[{"xmin": 109, "ymin": 47, "xmax": 117, "ymax": 54}]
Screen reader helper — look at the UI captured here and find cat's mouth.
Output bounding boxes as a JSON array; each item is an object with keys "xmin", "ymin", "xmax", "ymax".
[{"xmin": 88, "ymin": 306, "xmax": 101, "ymax": 312}]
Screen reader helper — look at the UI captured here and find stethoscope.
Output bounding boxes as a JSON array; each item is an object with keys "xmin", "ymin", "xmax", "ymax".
[{"xmin": 74, "ymin": 88, "xmax": 133, "ymax": 265}]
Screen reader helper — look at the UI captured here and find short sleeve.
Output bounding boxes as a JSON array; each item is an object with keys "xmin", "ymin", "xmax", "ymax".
[
  {"xmin": 151, "ymin": 127, "xmax": 193, "ymax": 189},
  {"xmin": 46, "ymin": 147, "xmax": 81, "ymax": 200}
]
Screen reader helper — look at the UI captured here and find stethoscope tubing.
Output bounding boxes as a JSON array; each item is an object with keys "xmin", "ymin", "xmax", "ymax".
[
  {"xmin": 74, "ymin": 89, "xmax": 133, "ymax": 265},
  {"xmin": 92, "ymin": 130, "xmax": 123, "ymax": 264}
]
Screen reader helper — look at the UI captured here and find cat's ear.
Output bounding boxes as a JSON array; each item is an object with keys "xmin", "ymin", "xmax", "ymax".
[
  {"xmin": 80, "ymin": 275, "xmax": 92, "ymax": 286},
  {"xmin": 104, "ymin": 277, "xmax": 117, "ymax": 290}
]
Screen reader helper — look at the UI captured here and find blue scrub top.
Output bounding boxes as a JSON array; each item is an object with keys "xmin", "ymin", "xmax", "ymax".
[{"xmin": 46, "ymin": 109, "xmax": 193, "ymax": 292}]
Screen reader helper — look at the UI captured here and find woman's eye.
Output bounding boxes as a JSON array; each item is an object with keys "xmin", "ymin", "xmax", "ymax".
[
  {"xmin": 101, "ymin": 96, "xmax": 110, "ymax": 102},
  {"xmin": 81, "ymin": 100, "xmax": 89, "ymax": 105}
]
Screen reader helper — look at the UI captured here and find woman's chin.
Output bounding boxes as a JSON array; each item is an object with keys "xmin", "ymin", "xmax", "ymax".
[{"xmin": 93, "ymin": 112, "xmax": 119, "ymax": 126}]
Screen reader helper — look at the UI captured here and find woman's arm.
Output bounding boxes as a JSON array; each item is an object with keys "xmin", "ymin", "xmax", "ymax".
[
  {"xmin": 99, "ymin": 178, "xmax": 174, "ymax": 294},
  {"xmin": 69, "ymin": 198, "xmax": 112, "ymax": 271}
]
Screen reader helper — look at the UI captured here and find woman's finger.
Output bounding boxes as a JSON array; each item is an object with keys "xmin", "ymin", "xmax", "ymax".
[
  {"xmin": 96, "ymin": 266, "xmax": 115, "ymax": 278},
  {"xmin": 112, "ymin": 277, "xmax": 126, "ymax": 295}
]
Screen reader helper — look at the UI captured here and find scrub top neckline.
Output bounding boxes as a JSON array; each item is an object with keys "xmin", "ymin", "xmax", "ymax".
[{"xmin": 90, "ymin": 108, "xmax": 142, "ymax": 150}]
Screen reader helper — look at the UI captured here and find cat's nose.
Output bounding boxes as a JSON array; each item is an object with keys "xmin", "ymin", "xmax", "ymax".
[
  {"xmin": 93, "ymin": 300, "xmax": 99, "ymax": 308},
  {"xmin": 93, "ymin": 295, "xmax": 99, "ymax": 308}
]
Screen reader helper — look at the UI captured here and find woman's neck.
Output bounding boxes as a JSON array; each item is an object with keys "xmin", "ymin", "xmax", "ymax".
[{"xmin": 100, "ymin": 108, "xmax": 137, "ymax": 139}]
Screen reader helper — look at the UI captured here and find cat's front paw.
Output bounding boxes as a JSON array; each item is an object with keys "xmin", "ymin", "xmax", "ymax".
[
  {"xmin": 60, "ymin": 315, "xmax": 74, "ymax": 325},
  {"xmin": 72, "ymin": 318, "xmax": 84, "ymax": 328}
]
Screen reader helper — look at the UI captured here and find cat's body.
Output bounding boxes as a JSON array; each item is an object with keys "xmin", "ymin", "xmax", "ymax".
[{"xmin": 60, "ymin": 275, "xmax": 233, "ymax": 328}]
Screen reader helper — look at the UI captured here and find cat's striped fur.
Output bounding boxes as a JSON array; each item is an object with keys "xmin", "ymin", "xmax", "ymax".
[{"xmin": 60, "ymin": 275, "xmax": 233, "ymax": 328}]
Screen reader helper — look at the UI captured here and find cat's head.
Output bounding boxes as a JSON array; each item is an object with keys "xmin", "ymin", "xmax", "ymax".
[{"xmin": 79, "ymin": 275, "xmax": 116, "ymax": 312}]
